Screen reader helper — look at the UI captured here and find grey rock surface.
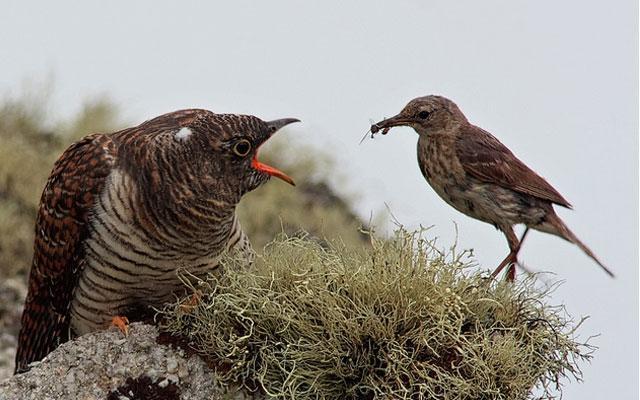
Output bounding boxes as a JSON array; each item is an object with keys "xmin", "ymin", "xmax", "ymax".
[
  {"xmin": 0, "ymin": 323, "xmax": 256, "ymax": 400},
  {"xmin": 0, "ymin": 277, "xmax": 26, "ymax": 382}
]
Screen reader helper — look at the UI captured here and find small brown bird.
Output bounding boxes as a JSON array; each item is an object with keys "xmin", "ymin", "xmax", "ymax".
[
  {"xmin": 371, "ymin": 95, "xmax": 613, "ymax": 280},
  {"xmin": 15, "ymin": 109, "xmax": 299, "ymax": 373}
]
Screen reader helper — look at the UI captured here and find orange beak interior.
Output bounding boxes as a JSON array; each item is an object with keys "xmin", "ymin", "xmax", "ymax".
[{"xmin": 252, "ymin": 154, "xmax": 295, "ymax": 186}]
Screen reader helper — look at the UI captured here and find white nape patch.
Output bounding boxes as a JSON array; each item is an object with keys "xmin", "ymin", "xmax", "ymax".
[{"xmin": 175, "ymin": 127, "xmax": 193, "ymax": 141}]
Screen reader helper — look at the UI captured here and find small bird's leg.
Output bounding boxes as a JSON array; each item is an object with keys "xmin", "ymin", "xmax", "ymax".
[
  {"xmin": 506, "ymin": 228, "xmax": 530, "ymax": 281},
  {"xmin": 492, "ymin": 227, "xmax": 530, "ymax": 281}
]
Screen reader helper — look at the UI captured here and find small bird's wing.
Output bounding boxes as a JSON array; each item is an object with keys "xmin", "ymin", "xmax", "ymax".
[
  {"xmin": 15, "ymin": 133, "xmax": 116, "ymax": 373},
  {"xmin": 455, "ymin": 125, "xmax": 572, "ymax": 208}
]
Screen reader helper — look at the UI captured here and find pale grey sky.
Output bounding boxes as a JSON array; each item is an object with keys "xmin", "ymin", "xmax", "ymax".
[{"xmin": 2, "ymin": 1, "xmax": 637, "ymax": 398}]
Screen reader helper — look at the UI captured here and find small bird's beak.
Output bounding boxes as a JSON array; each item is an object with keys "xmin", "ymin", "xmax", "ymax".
[
  {"xmin": 252, "ymin": 118, "xmax": 301, "ymax": 186},
  {"xmin": 370, "ymin": 114, "xmax": 413, "ymax": 134}
]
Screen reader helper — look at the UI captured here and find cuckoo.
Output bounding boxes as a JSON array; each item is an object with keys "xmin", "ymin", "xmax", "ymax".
[{"xmin": 15, "ymin": 109, "xmax": 299, "ymax": 373}]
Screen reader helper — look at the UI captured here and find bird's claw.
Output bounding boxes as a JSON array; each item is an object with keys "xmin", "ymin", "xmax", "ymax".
[
  {"xmin": 179, "ymin": 290, "xmax": 202, "ymax": 313},
  {"xmin": 111, "ymin": 316, "xmax": 130, "ymax": 336}
]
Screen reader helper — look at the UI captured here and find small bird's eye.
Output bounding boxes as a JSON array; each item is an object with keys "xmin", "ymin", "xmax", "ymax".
[
  {"xmin": 418, "ymin": 111, "xmax": 430, "ymax": 120},
  {"xmin": 232, "ymin": 139, "xmax": 252, "ymax": 157}
]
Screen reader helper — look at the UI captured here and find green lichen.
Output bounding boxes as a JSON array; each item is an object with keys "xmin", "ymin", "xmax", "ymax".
[{"xmin": 160, "ymin": 229, "xmax": 592, "ymax": 400}]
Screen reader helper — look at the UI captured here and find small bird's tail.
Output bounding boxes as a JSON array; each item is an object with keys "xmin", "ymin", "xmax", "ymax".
[{"xmin": 537, "ymin": 212, "xmax": 614, "ymax": 278}]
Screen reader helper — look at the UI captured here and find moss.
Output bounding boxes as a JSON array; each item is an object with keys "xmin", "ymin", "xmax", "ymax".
[{"xmin": 159, "ymin": 229, "xmax": 592, "ymax": 400}]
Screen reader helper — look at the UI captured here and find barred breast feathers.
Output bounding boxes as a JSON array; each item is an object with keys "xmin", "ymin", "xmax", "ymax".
[{"xmin": 69, "ymin": 167, "xmax": 252, "ymax": 335}]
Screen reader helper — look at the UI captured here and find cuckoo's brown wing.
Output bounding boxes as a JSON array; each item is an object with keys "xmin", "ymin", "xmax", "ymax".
[
  {"xmin": 14, "ymin": 133, "xmax": 116, "ymax": 373},
  {"xmin": 455, "ymin": 125, "xmax": 572, "ymax": 208}
]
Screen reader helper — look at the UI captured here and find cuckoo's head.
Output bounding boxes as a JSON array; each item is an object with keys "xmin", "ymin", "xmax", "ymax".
[
  {"xmin": 371, "ymin": 95, "xmax": 467, "ymax": 137},
  {"xmin": 184, "ymin": 112, "xmax": 299, "ymax": 200},
  {"xmin": 126, "ymin": 110, "xmax": 300, "ymax": 205}
]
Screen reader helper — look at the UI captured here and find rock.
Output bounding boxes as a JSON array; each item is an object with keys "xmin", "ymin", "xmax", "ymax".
[
  {"xmin": 0, "ymin": 277, "xmax": 26, "ymax": 382},
  {"xmin": 0, "ymin": 323, "xmax": 258, "ymax": 400}
]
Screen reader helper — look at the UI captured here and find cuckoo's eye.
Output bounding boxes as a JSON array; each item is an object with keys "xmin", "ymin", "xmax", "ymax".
[
  {"xmin": 417, "ymin": 110, "xmax": 430, "ymax": 120},
  {"xmin": 232, "ymin": 139, "xmax": 252, "ymax": 157}
]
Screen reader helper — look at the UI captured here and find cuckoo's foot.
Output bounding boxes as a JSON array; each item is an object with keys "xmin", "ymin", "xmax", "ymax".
[
  {"xmin": 111, "ymin": 316, "xmax": 130, "ymax": 336},
  {"xmin": 179, "ymin": 290, "xmax": 202, "ymax": 313}
]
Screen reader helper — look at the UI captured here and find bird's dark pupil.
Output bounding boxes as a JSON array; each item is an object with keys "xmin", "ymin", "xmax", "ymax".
[
  {"xmin": 418, "ymin": 111, "xmax": 430, "ymax": 119},
  {"xmin": 236, "ymin": 142, "xmax": 250, "ymax": 155}
]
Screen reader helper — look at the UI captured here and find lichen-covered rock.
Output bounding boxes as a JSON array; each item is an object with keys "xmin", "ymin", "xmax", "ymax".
[
  {"xmin": 159, "ymin": 232, "xmax": 591, "ymax": 400},
  {"xmin": 0, "ymin": 323, "xmax": 256, "ymax": 400}
]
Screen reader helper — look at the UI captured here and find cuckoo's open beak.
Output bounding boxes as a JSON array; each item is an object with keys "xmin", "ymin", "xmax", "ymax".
[
  {"xmin": 370, "ymin": 114, "xmax": 412, "ymax": 134},
  {"xmin": 252, "ymin": 118, "xmax": 300, "ymax": 186}
]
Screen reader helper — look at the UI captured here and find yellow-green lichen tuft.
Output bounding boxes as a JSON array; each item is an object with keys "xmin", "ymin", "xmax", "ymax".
[{"xmin": 159, "ymin": 229, "xmax": 592, "ymax": 400}]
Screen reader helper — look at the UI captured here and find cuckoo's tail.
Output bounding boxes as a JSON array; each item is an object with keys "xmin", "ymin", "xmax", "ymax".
[{"xmin": 14, "ymin": 296, "xmax": 70, "ymax": 374}]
